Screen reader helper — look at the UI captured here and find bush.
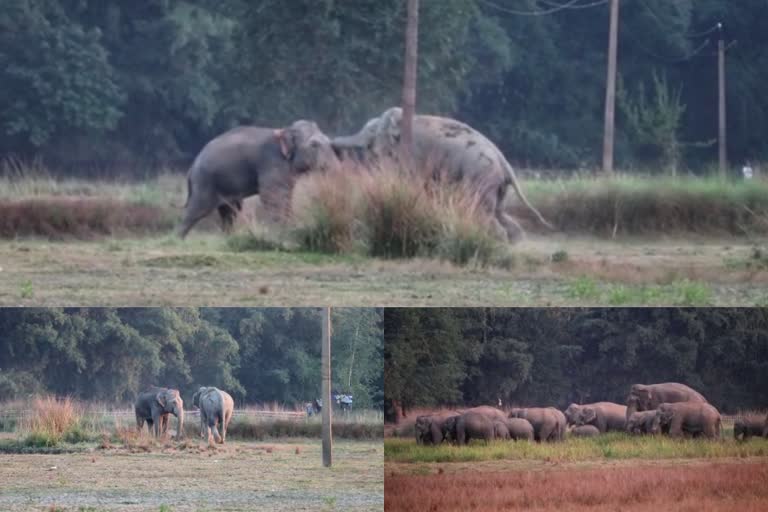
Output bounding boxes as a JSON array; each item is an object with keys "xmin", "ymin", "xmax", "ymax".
[{"xmin": 22, "ymin": 396, "xmax": 81, "ymax": 447}]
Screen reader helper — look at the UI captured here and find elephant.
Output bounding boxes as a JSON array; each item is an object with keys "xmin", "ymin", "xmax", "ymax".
[
  {"xmin": 504, "ymin": 418, "xmax": 534, "ymax": 441},
  {"xmin": 493, "ymin": 420, "xmax": 511, "ymax": 440},
  {"xmin": 454, "ymin": 411, "xmax": 495, "ymax": 445},
  {"xmin": 733, "ymin": 416, "xmax": 767, "ymax": 441},
  {"xmin": 765, "ymin": 413, "xmax": 768, "ymax": 438},
  {"xmin": 191, "ymin": 386, "xmax": 234, "ymax": 444},
  {"xmin": 626, "ymin": 411, "xmax": 658, "ymax": 435},
  {"xmin": 178, "ymin": 120, "xmax": 339, "ymax": 238},
  {"xmin": 330, "ymin": 107, "xmax": 552, "ymax": 242},
  {"xmin": 570, "ymin": 425, "xmax": 600, "ymax": 438},
  {"xmin": 565, "ymin": 402, "xmax": 627, "ymax": 433},
  {"xmin": 135, "ymin": 387, "xmax": 184, "ymax": 439},
  {"xmin": 415, "ymin": 412, "xmax": 459, "ymax": 445},
  {"xmin": 626, "ymin": 383, "xmax": 708, "ymax": 420},
  {"xmin": 652, "ymin": 402, "xmax": 721, "ymax": 439},
  {"xmin": 508, "ymin": 407, "xmax": 565, "ymax": 442}
]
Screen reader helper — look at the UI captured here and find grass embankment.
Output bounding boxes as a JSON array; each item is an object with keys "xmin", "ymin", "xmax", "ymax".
[{"xmin": 385, "ymin": 433, "xmax": 768, "ymax": 464}]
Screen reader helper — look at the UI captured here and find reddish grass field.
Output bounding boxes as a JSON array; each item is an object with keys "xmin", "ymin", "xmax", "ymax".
[{"xmin": 385, "ymin": 460, "xmax": 768, "ymax": 511}]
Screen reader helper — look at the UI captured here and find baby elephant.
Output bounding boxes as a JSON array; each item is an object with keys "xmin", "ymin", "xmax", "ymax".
[
  {"xmin": 626, "ymin": 411, "xmax": 658, "ymax": 435},
  {"xmin": 505, "ymin": 418, "xmax": 534, "ymax": 441},
  {"xmin": 734, "ymin": 416, "xmax": 767, "ymax": 441},
  {"xmin": 493, "ymin": 421, "xmax": 511, "ymax": 440},
  {"xmin": 571, "ymin": 425, "xmax": 600, "ymax": 438},
  {"xmin": 192, "ymin": 386, "xmax": 234, "ymax": 444}
]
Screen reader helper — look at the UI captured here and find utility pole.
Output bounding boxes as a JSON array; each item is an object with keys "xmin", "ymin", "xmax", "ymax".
[
  {"xmin": 321, "ymin": 307, "xmax": 332, "ymax": 467},
  {"xmin": 400, "ymin": 0, "xmax": 419, "ymax": 162},
  {"xmin": 602, "ymin": 0, "xmax": 620, "ymax": 175},
  {"xmin": 717, "ymin": 22, "xmax": 727, "ymax": 178}
]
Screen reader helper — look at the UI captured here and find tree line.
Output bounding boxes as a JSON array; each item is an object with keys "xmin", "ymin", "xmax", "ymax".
[
  {"xmin": 384, "ymin": 308, "xmax": 768, "ymax": 420},
  {"xmin": 1, "ymin": 0, "xmax": 765, "ymax": 174},
  {"xmin": 0, "ymin": 307, "xmax": 383, "ymax": 408}
]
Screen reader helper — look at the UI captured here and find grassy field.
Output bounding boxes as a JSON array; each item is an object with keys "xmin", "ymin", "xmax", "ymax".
[
  {"xmin": 1, "ymin": 171, "xmax": 767, "ymax": 305},
  {"xmin": 0, "ymin": 440, "xmax": 383, "ymax": 511},
  {"xmin": 385, "ymin": 436, "xmax": 768, "ymax": 511}
]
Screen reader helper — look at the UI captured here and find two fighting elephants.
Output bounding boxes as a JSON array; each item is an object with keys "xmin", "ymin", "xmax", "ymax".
[
  {"xmin": 134, "ymin": 386, "xmax": 234, "ymax": 444},
  {"xmin": 178, "ymin": 107, "xmax": 552, "ymax": 241}
]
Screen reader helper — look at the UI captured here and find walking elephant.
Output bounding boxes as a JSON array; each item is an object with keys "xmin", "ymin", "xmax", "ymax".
[
  {"xmin": 178, "ymin": 120, "xmax": 339, "ymax": 238},
  {"xmin": 504, "ymin": 418, "xmax": 534, "ymax": 441},
  {"xmin": 135, "ymin": 387, "xmax": 184, "ymax": 439},
  {"xmin": 652, "ymin": 402, "xmax": 721, "ymax": 439},
  {"xmin": 626, "ymin": 383, "xmax": 707, "ymax": 420},
  {"xmin": 191, "ymin": 386, "xmax": 234, "ymax": 444},
  {"xmin": 331, "ymin": 107, "xmax": 552, "ymax": 242},
  {"xmin": 571, "ymin": 425, "xmax": 600, "ymax": 437},
  {"xmin": 454, "ymin": 411, "xmax": 495, "ymax": 445},
  {"xmin": 734, "ymin": 416, "xmax": 767, "ymax": 441},
  {"xmin": 565, "ymin": 402, "xmax": 627, "ymax": 433},
  {"xmin": 508, "ymin": 407, "xmax": 565, "ymax": 442},
  {"xmin": 626, "ymin": 411, "xmax": 658, "ymax": 435}
]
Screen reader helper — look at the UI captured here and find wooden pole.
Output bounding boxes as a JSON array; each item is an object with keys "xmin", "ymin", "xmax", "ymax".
[
  {"xmin": 400, "ymin": 0, "xmax": 419, "ymax": 162},
  {"xmin": 321, "ymin": 307, "xmax": 332, "ymax": 467},
  {"xmin": 718, "ymin": 24, "xmax": 727, "ymax": 178},
  {"xmin": 602, "ymin": 0, "xmax": 620, "ymax": 175}
]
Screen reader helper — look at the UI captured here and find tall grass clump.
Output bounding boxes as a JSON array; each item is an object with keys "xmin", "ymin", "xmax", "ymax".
[
  {"xmin": 290, "ymin": 162, "xmax": 503, "ymax": 265},
  {"xmin": 23, "ymin": 396, "xmax": 81, "ymax": 447}
]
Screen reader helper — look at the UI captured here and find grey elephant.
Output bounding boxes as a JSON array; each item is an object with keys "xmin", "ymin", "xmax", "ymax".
[
  {"xmin": 135, "ymin": 387, "xmax": 184, "ymax": 439},
  {"xmin": 493, "ymin": 420, "xmax": 511, "ymax": 440},
  {"xmin": 178, "ymin": 120, "xmax": 339, "ymax": 238},
  {"xmin": 626, "ymin": 383, "xmax": 707, "ymax": 420},
  {"xmin": 565, "ymin": 402, "xmax": 627, "ymax": 433},
  {"xmin": 415, "ymin": 412, "xmax": 459, "ymax": 445},
  {"xmin": 455, "ymin": 411, "xmax": 495, "ymax": 445},
  {"xmin": 504, "ymin": 418, "xmax": 534, "ymax": 441},
  {"xmin": 733, "ymin": 416, "xmax": 767, "ymax": 441},
  {"xmin": 570, "ymin": 425, "xmax": 600, "ymax": 437},
  {"xmin": 191, "ymin": 386, "xmax": 234, "ymax": 444},
  {"xmin": 626, "ymin": 411, "xmax": 658, "ymax": 435},
  {"xmin": 652, "ymin": 402, "xmax": 721, "ymax": 439},
  {"xmin": 331, "ymin": 107, "xmax": 552, "ymax": 242},
  {"xmin": 508, "ymin": 407, "xmax": 565, "ymax": 442}
]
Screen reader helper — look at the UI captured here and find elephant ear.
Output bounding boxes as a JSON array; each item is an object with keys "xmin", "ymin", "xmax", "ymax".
[
  {"xmin": 582, "ymin": 407, "xmax": 597, "ymax": 423},
  {"xmin": 380, "ymin": 107, "xmax": 403, "ymax": 143},
  {"xmin": 156, "ymin": 391, "xmax": 167, "ymax": 408},
  {"xmin": 273, "ymin": 128, "xmax": 297, "ymax": 160}
]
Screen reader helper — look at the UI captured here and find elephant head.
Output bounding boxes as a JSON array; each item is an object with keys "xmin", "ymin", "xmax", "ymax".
[
  {"xmin": 274, "ymin": 120, "xmax": 339, "ymax": 173},
  {"xmin": 441, "ymin": 415, "xmax": 460, "ymax": 443},
  {"xmin": 192, "ymin": 386, "xmax": 215, "ymax": 410},
  {"xmin": 651, "ymin": 404, "xmax": 674, "ymax": 434},
  {"xmin": 156, "ymin": 388, "xmax": 184, "ymax": 439},
  {"xmin": 574, "ymin": 407, "xmax": 597, "ymax": 426},
  {"xmin": 563, "ymin": 404, "xmax": 580, "ymax": 425},
  {"xmin": 331, "ymin": 107, "xmax": 403, "ymax": 159}
]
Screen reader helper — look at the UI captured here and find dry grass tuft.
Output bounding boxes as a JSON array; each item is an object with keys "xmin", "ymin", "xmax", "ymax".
[{"xmin": 23, "ymin": 396, "xmax": 80, "ymax": 446}]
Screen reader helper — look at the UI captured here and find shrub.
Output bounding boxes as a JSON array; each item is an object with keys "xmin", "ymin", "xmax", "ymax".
[{"xmin": 22, "ymin": 396, "xmax": 81, "ymax": 446}]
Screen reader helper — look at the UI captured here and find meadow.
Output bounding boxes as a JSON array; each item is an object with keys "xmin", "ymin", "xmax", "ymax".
[{"xmin": 1, "ymin": 164, "xmax": 767, "ymax": 306}]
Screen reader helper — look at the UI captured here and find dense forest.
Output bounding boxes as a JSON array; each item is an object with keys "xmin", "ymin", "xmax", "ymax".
[
  {"xmin": 1, "ymin": 0, "xmax": 766, "ymax": 173},
  {"xmin": 384, "ymin": 308, "xmax": 768, "ymax": 419},
  {"xmin": 0, "ymin": 307, "xmax": 383, "ymax": 408}
]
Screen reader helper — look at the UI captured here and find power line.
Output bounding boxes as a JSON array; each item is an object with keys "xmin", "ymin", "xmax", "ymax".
[
  {"xmin": 477, "ymin": 0, "xmax": 599, "ymax": 16},
  {"xmin": 623, "ymin": 27, "xmax": 713, "ymax": 63},
  {"xmin": 538, "ymin": 0, "xmax": 610, "ymax": 9},
  {"xmin": 637, "ymin": 0, "xmax": 720, "ymax": 39}
]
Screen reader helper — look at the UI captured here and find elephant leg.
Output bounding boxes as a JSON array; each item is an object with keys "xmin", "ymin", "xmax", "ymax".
[
  {"xmin": 217, "ymin": 203, "xmax": 238, "ymax": 233},
  {"xmin": 497, "ymin": 211, "xmax": 525, "ymax": 243},
  {"xmin": 146, "ymin": 418, "xmax": 153, "ymax": 435},
  {"xmin": 539, "ymin": 424, "xmax": 554, "ymax": 442},
  {"xmin": 136, "ymin": 416, "xmax": 145, "ymax": 432},
  {"xmin": 178, "ymin": 190, "xmax": 219, "ymax": 238}
]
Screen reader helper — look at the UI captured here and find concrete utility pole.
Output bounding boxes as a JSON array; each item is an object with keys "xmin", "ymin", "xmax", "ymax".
[
  {"xmin": 321, "ymin": 307, "xmax": 332, "ymax": 467},
  {"xmin": 400, "ymin": 0, "xmax": 419, "ymax": 162},
  {"xmin": 717, "ymin": 22, "xmax": 727, "ymax": 178},
  {"xmin": 602, "ymin": 0, "xmax": 620, "ymax": 175}
]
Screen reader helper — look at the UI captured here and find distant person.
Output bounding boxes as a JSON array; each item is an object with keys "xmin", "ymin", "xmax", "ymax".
[{"xmin": 743, "ymin": 161, "xmax": 754, "ymax": 180}]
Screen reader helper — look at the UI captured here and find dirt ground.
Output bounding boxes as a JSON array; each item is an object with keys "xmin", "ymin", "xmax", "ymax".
[
  {"xmin": 385, "ymin": 457, "xmax": 768, "ymax": 511},
  {"xmin": 0, "ymin": 440, "xmax": 382, "ymax": 511},
  {"xmin": 0, "ymin": 234, "xmax": 766, "ymax": 306}
]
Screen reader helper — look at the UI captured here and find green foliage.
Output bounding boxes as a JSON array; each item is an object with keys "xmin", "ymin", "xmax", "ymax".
[
  {"xmin": 385, "ymin": 308, "xmax": 768, "ymax": 416},
  {"xmin": 0, "ymin": 308, "xmax": 383, "ymax": 408}
]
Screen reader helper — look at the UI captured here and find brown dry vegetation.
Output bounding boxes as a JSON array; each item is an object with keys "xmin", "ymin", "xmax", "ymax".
[{"xmin": 385, "ymin": 460, "xmax": 768, "ymax": 512}]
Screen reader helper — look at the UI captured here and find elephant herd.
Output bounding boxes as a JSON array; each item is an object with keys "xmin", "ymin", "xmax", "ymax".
[
  {"xmin": 134, "ymin": 386, "xmax": 234, "ymax": 444},
  {"xmin": 178, "ymin": 106, "xmax": 552, "ymax": 242},
  {"xmin": 415, "ymin": 382, "xmax": 768, "ymax": 446}
]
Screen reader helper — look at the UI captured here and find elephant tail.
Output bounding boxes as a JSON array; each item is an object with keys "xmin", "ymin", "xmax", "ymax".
[
  {"xmin": 180, "ymin": 175, "xmax": 192, "ymax": 209},
  {"xmin": 499, "ymin": 154, "xmax": 554, "ymax": 230}
]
